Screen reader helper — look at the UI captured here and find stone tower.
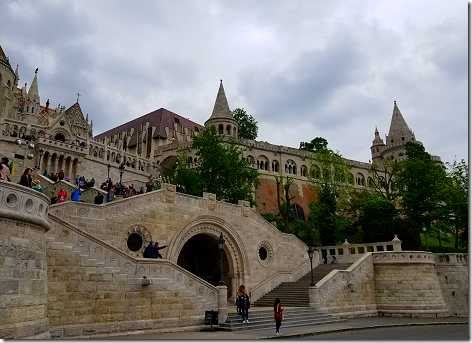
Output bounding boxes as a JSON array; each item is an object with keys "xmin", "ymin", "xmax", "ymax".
[{"xmin": 204, "ymin": 80, "xmax": 238, "ymax": 137}]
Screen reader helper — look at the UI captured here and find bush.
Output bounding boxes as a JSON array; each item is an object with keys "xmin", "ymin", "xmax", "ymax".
[{"xmin": 260, "ymin": 213, "xmax": 284, "ymax": 231}]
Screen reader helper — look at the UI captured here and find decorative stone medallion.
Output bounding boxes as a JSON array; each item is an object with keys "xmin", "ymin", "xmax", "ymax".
[
  {"xmin": 257, "ymin": 241, "xmax": 273, "ymax": 267},
  {"xmin": 121, "ymin": 224, "xmax": 152, "ymax": 257}
]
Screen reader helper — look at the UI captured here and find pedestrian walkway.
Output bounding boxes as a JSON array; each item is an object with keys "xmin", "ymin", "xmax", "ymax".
[{"xmin": 95, "ymin": 316, "xmax": 467, "ymax": 340}]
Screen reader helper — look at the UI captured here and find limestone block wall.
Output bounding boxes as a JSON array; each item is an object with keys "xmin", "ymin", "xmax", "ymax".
[
  {"xmin": 0, "ymin": 181, "xmax": 51, "ymax": 339},
  {"xmin": 434, "ymin": 253, "xmax": 468, "ymax": 317},
  {"xmin": 317, "ymin": 253, "xmax": 377, "ymax": 317},
  {"xmin": 48, "ymin": 185, "xmax": 310, "ymax": 298},
  {"xmin": 374, "ymin": 252, "xmax": 448, "ymax": 317},
  {"xmin": 46, "ymin": 214, "xmax": 218, "ymax": 339}
]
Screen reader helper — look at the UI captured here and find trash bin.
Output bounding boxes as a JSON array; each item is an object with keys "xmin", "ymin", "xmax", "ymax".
[{"xmin": 204, "ymin": 310, "xmax": 219, "ymax": 330}]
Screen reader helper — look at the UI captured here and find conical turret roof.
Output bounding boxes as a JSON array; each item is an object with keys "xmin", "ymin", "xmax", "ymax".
[
  {"xmin": 372, "ymin": 126, "xmax": 385, "ymax": 146},
  {"xmin": 388, "ymin": 101, "xmax": 411, "ymax": 138},
  {"xmin": 209, "ymin": 80, "xmax": 233, "ymax": 120},
  {"xmin": 28, "ymin": 70, "xmax": 39, "ymax": 99}
]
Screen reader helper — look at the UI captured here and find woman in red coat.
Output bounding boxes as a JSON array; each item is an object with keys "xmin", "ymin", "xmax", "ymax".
[
  {"xmin": 58, "ymin": 189, "xmax": 67, "ymax": 203},
  {"xmin": 274, "ymin": 297, "xmax": 283, "ymax": 335}
]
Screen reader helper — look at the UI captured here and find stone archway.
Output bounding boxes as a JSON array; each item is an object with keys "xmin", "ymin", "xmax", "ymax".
[{"xmin": 167, "ymin": 215, "xmax": 249, "ymax": 299}]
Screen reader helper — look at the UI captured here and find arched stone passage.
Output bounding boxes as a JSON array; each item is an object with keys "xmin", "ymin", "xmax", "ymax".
[
  {"xmin": 177, "ymin": 234, "xmax": 231, "ymax": 292},
  {"xmin": 167, "ymin": 215, "xmax": 249, "ymax": 299}
]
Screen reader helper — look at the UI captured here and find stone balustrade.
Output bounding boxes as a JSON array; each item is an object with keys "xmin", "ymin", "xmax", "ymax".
[
  {"xmin": 434, "ymin": 253, "xmax": 468, "ymax": 266},
  {"xmin": 318, "ymin": 236, "xmax": 402, "ymax": 264}
]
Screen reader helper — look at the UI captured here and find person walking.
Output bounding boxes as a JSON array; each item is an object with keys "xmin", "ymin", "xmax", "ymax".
[
  {"xmin": 58, "ymin": 189, "xmax": 67, "ymax": 203},
  {"xmin": 274, "ymin": 297, "xmax": 283, "ymax": 335},
  {"xmin": 19, "ymin": 168, "xmax": 32, "ymax": 188},
  {"xmin": 239, "ymin": 289, "xmax": 250, "ymax": 324},
  {"xmin": 235, "ymin": 285, "xmax": 245, "ymax": 313},
  {"xmin": 71, "ymin": 187, "xmax": 82, "ymax": 202}
]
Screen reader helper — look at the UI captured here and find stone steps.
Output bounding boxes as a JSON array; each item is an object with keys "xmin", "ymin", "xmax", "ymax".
[
  {"xmin": 219, "ymin": 307, "xmax": 344, "ymax": 331},
  {"xmin": 253, "ymin": 263, "xmax": 351, "ymax": 307}
]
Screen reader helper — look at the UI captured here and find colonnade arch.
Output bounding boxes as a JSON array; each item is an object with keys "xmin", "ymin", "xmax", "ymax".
[{"xmin": 39, "ymin": 149, "xmax": 80, "ymax": 177}]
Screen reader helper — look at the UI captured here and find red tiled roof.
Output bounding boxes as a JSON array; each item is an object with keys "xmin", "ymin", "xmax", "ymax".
[{"xmin": 94, "ymin": 108, "xmax": 204, "ymax": 148}]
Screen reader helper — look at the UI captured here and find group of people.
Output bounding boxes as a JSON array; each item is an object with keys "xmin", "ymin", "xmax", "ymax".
[
  {"xmin": 235, "ymin": 285, "xmax": 284, "ymax": 335},
  {"xmin": 99, "ymin": 178, "xmax": 144, "ymax": 203},
  {"xmin": 142, "ymin": 242, "xmax": 167, "ymax": 259}
]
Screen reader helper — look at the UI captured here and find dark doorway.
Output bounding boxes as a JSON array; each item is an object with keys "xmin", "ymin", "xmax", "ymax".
[{"xmin": 177, "ymin": 234, "xmax": 231, "ymax": 295}]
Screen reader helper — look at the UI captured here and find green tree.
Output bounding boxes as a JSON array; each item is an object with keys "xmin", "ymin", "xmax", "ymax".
[
  {"xmin": 359, "ymin": 198, "xmax": 397, "ymax": 243},
  {"xmin": 368, "ymin": 157, "xmax": 401, "ymax": 201},
  {"xmin": 161, "ymin": 152, "xmax": 202, "ymax": 196},
  {"xmin": 232, "ymin": 108, "xmax": 258, "ymax": 140},
  {"xmin": 275, "ymin": 176, "xmax": 295, "ymax": 233},
  {"xmin": 300, "ymin": 137, "xmax": 329, "ymax": 153},
  {"xmin": 192, "ymin": 125, "xmax": 260, "ymax": 204},
  {"xmin": 396, "ymin": 142, "xmax": 447, "ymax": 227},
  {"xmin": 309, "ymin": 185, "xmax": 337, "ymax": 246}
]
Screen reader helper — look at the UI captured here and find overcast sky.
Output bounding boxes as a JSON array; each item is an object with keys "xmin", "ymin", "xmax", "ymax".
[{"xmin": 0, "ymin": 0, "xmax": 467, "ymax": 164}]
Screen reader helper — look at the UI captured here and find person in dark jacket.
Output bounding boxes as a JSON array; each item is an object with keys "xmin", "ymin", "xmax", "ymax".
[
  {"xmin": 58, "ymin": 170, "xmax": 64, "ymax": 180},
  {"xmin": 151, "ymin": 242, "xmax": 167, "ymax": 259},
  {"xmin": 19, "ymin": 168, "xmax": 32, "ymax": 188},
  {"xmin": 274, "ymin": 297, "xmax": 284, "ymax": 335},
  {"xmin": 239, "ymin": 289, "xmax": 250, "ymax": 324},
  {"xmin": 94, "ymin": 192, "xmax": 104, "ymax": 204},
  {"xmin": 106, "ymin": 187, "xmax": 115, "ymax": 202}
]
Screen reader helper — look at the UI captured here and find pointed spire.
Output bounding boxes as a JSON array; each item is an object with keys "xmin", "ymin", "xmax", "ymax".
[
  {"xmin": 28, "ymin": 69, "xmax": 39, "ymax": 99},
  {"xmin": 13, "ymin": 64, "xmax": 19, "ymax": 87},
  {"xmin": 209, "ymin": 80, "xmax": 233, "ymax": 120},
  {"xmin": 387, "ymin": 101, "xmax": 411, "ymax": 139}
]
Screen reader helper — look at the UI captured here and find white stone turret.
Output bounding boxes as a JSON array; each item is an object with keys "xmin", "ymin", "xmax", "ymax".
[
  {"xmin": 204, "ymin": 80, "xmax": 238, "ymax": 137},
  {"xmin": 370, "ymin": 126, "xmax": 386, "ymax": 163}
]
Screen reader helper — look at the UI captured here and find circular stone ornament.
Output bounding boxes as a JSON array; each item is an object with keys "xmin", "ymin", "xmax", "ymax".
[{"xmin": 257, "ymin": 241, "xmax": 273, "ymax": 267}]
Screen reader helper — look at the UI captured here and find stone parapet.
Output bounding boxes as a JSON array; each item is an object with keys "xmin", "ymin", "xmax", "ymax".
[{"xmin": 0, "ymin": 181, "xmax": 51, "ymax": 339}]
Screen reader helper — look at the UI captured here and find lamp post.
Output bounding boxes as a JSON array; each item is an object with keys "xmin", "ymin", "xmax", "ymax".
[
  {"xmin": 422, "ymin": 222, "xmax": 429, "ymax": 251},
  {"xmin": 15, "ymin": 137, "xmax": 35, "ymax": 174},
  {"xmin": 119, "ymin": 163, "xmax": 125, "ymax": 194},
  {"xmin": 107, "ymin": 163, "xmax": 111, "ymax": 180},
  {"xmin": 307, "ymin": 246, "xmax": 315, "ymax": 286},
  {"xmin": 38, "ymin": 148, "xmax": 44, "ymax": 170},
  {"xmin": 217, "ymin": 233, "xmax": 225, "ymax": 286}
]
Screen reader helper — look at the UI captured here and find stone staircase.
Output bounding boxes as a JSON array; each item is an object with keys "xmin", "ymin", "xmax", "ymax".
[
  {"xmin": 218, "ymin": 307, "xmax": 344, "ymax": 332},
  {"xmin": 253, "ymin": 263, "xmax": 351, "ymax": 307}
]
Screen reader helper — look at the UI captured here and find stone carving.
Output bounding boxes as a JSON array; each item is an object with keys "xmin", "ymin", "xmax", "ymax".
[
  {"xmin": 208, "ymin": 194, "xmax": 216, "ymax": 211},
  {"xmin": 198, "ymin": 285, "xmax": 204, "ymax": 295},
  {"xmin": 121, "ymin": 224, "xmax": 152, "ymax": 257},
  {"xmin": 61, "ymin": 230, "xmax": 69, "ymax": 238},
  {"xmin": 176, "ymin": 273, "xmax": 183, "ymax": 283},
  {"xmin": 94, "ymin": 246, "xmax": 103, "ymax": 256},
  {"xmin": 122, "ymin": 262, "xmax": 133, "ymax": 273},
  {"xmin": 109, "ymin": 255, "xmax": 117, "ymax": 264},
  {"xmin": 165, "ymin": 184, "xmax": 176, "ymax": 203},
  {"xmin": 242, "ymin": 201, "xmax": 250, "ymax": 217},
  {"xmin": 257, "ymin": 241, "xmax": 273, "ymax": 267}
]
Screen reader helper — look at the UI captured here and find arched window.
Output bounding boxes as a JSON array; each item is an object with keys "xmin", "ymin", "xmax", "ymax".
[
  {"xmin": 233, "ymin": 127, "xmax": 237, "ymax": 137},
  {"xmin": 290, "ymin": 203, "xmax": 305, "ymax": 222},
  {"xmin": 54, "ymin": 133, "xmax": 66, "ymax": 142},
  {"xmin": 300, "ymin": 165, "xmax": 307, "ymax": 177},
  {"xmin": 188, "ymin": 157, "xmax": 193, "ymax": 164},
  {"xmin": 285, "ymin": 159, "xmax": 296, "ymax": 175},
  {"xmin": 356, "ymin": 172, "xmax": 365, "ymax": 186},
  {"xmin": 272, "ymin": 161, "xmax": 279, "ymax": 173},
  {"xmin": 226, "ymin": 125, "xmax": 231, "ymax": 135},
  {"xmin": 218, "ymin": 124, "xmax": 224, "ymax": 135}
]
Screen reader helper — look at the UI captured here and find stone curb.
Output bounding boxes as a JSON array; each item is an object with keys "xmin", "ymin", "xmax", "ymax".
[{"xmin": 259, "ymin": 321, "xmax": 469, "ymax": 339}]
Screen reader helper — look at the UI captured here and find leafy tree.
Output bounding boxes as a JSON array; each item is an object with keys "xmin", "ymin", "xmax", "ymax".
[
  {"xmin": 161, "ymin": 152, "xmax": 202, "ymax": 196},
  {"xmin": 396, "ymin": 142, "xmax": 447, "ymax": 227},
  {"xmin": 192, "ymin": 125, "xmax": 260, "ymax": 204},
  {"xmin": 438, "ymin": 158, "xmax": 468, "ymax": 248},
  {"xmin": 232, "ymin": 108, "xmax": 258, "ymax": 140},
  {"xmin": 260, "ymin": 212, "xmax": 284, "ymax": 231},
  {"xmin": 368, "ymin": 157, "xmax": 401, "ymax": 201},
  {"xmin": 309, "ymin": 185, "xmax": 337, "ymax": 246},
  {"xmin": 300, "ymin": 137, "xmax": 329, "ymax": 153},
  {"xmin": 275, "ymin": 176, "xmax": 295, "ymax": 232},
  {"xmin": 359, "ymin": 198, "xmax": 397, "ymax": 243}
]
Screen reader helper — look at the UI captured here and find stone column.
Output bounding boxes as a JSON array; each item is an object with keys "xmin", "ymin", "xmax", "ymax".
[
  {"xmin": 309, "ymin": 285, "xmax": 320, "ymax": 309},
  {"xmin": 0, "ymin": 181, "xmax": 51, "ymax": 339},
  {"xmin": 217, "ymin": 285, "xmax": 228, "ymax": 324}
]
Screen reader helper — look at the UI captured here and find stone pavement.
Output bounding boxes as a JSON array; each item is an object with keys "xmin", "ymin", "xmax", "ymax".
[{"xmin": 95, "ymin": 316, "xmax": 467, "ymax": 340}]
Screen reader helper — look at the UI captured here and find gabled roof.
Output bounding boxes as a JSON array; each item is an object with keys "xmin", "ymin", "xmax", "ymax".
[
  {"xmin": 65, "ymin": 102, "xmax": 87, "ymax": 125},
  {"xmin": 94, "ymin": 108, "xmax": 205, "ymax": 148}
]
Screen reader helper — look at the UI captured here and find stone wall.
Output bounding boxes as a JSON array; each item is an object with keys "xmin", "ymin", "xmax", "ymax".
[
  {"xmin": 38, "ymin": 175, "xmax": 107, "ymax": 203},
  {"xmin": 48, "ymin": 184, "xmax": 310, "ymax": 297},
  {"xmin": 317, "ymin": 253, "xmax": 377, "ymax": 317},
  {"xmin": 46, "ymin": 215, "xmax": 218, "ymax": 339},
  {"xmin": 0, "ymin": 181, "xmax": 51, "ymax": 339},
  {"xmin": 374, "ymin": 252, "xmax": 448, "ymax": 317},
  {"xmin": 434, "ymin": 253, "xmax": 468, "ymax": 317}
]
